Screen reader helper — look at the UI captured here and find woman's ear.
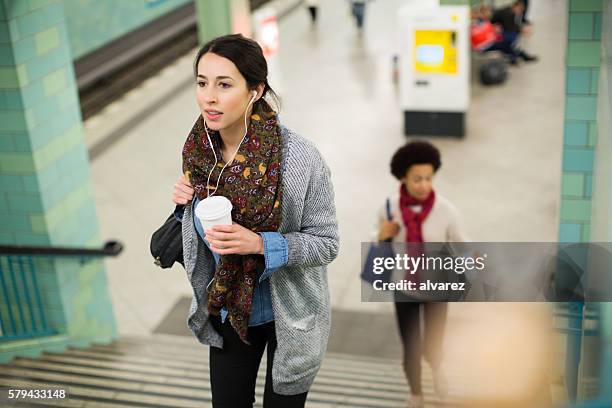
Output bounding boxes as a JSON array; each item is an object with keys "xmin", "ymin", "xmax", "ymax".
[{"xmin": 254, "ymin": 83, "xmax": 265, "ymax": 100}]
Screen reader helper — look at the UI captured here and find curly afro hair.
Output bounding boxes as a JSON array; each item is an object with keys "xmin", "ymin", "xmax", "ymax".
[{"xmin": 390, "ymin": 140, "xmax": 441, "ymax": 180}]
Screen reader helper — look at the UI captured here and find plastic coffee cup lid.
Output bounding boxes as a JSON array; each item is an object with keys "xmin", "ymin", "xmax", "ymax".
[{"xmin": 195, "ymin": 196, "xmax": 233, "ymax": 220}]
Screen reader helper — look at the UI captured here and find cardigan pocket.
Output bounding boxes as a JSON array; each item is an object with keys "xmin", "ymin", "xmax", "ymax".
[
  {"xmin": 291, "ymin": 314, "xmax": 316, "ymax": 331},
  {"xmin": 281, "ymin": 314, "xmax": 322, "ymax": 381}
]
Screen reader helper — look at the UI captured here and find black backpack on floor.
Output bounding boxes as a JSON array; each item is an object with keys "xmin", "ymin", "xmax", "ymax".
[{"xmin": 480, "ymin": 59, "xmax": 508, "ymax": 85}]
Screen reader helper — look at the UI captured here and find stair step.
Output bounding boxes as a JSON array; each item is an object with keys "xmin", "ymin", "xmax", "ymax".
[
  {"xmin": 116, "ymin": 336, "xmax": 405, "ymax": 369},
  {"xmin": 0, "ymin": 362, "xmax": 431, "ymax": 405},
  {"xmin": 47, "ymin": 348, "xmax": 416, "ymax": 392},
  {"xmin": 59, "ymin": 346, "xmax": 410, "ymax": 385},
  {"xmin": 0, "ymin": 376, "xmax": 209, "ymax": 408},
  {"xmin": 14, "ymin": 355, "xmax": 411, "ymax": 393},
  {"xmin": 116, "ymin": 336, "xmax": 404, "ymax": 367},
  {"xmin": 0, "ymin": 334, "xmax": 469, "ymax": 407},
  {"xmin": 0, "ymin": 365, "xmax": 451, "ymax": 407},
  {"xmin": 97, "ymin": 342, "xmax": 402, "ymax": 372},
  {"xmin": 76, "ymin": 342, "xmax": 470, "ymax": 388}
]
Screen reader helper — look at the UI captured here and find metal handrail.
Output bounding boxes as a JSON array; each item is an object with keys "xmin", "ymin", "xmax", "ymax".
[
  {"xmin": 0, "ymin": 241, "xmax": 123, "ymax": 257},
  {"xmin": 0, "ymin": 241, "xmax": 123, "ymax": 342}
]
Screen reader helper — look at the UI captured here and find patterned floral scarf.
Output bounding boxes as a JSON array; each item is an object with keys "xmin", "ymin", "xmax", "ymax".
[{"xmin": 182, "ymin": 100, "xmax": 283, "ymax": 344}]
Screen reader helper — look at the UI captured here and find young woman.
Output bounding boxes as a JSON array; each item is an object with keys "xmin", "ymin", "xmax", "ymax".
[
  {"xmin": 377, "ymin": 141, "xmax": 467, "ymax": 408},
  {"xmin": 172, "ymin": 34, "xmax": 339, "ymax": 408}
]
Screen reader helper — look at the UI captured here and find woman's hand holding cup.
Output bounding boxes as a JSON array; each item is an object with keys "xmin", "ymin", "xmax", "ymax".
[{"xmin": 204, "ymin": 224, "xmax": 264, "ymax": 256}]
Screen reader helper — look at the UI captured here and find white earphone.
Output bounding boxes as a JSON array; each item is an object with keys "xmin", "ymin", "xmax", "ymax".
[{"xmin": 203, "ymin": 89, "xmax": 259, "ymax": 197}]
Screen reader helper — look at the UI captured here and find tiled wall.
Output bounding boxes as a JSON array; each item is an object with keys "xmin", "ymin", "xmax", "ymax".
[
  {"xmin": 62, "ymin": 0, "xmax": 192, "ymax": 59},
  {"xmin": 195, "ymin": 0, "xmax": 231, "ymax": 43},
  {"xmin": 559, "ymin": 0, "xmax": 603, "ymax": 243},
  {"xmin": 591, "ymin": 0, "xmax": 612, "ymax": 242},
  {"xmin": 0, "ymin": 0, "xmax": 97, "ymax": 248},
  {"xmin": 0, "ymin": 0, "xmax": 116, "ymax": 358},
  {"xmin": 590, "ymin": 1, "xmax": 612, "ymax": 401}
]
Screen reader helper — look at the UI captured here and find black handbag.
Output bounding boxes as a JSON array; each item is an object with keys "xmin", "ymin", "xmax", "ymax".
[{"xmin": 150, "ymin": 213, "xmax": 184, "ymax": 268}]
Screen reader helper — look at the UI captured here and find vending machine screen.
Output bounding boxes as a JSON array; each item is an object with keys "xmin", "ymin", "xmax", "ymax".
[{"xmin": 414, "ymin": 30, "xmax": 457, "ymax": 74}]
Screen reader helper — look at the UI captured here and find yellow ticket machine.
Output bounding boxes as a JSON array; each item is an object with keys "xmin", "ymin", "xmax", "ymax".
[{"xmin": 398, "ymin": 3, "xmax": 470, "ymax": 137}]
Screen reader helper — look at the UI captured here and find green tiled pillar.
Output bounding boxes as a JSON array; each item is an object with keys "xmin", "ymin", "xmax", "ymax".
[
  {"xmin": 194, "ymin": 0, "xmax": 251, "ymax": 43},
  {"xmin": 195, "ymin": 0, "xmax": 231, "ymax": 43},
  {"xmin": 559, "ymin": 1, "xmax": 604, "ymax": 405},
  {"xmin": 559, "ymin": 0, "xmax": 603, "ymax": 243},
  {"xmin": 0, "ymin": 0, "xmax": 116, "ymax": 357},
  {"xmin": 590, "ymin": 0, "xmax": 612, "ymax": 405}
]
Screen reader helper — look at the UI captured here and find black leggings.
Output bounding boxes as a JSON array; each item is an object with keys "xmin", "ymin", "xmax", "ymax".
[
  {"xmin": 394, "ymin": 294, "xmax": 448, "ymax": 395},
  {"xmin": 209, "ymin": 316, "xmax": 309, "ymax": 408}
]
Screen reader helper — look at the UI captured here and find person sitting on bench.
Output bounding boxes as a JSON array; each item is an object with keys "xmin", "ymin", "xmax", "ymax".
[{"xmin": 483, "ymin": 0, "xmax": 538, "ymax": 65}]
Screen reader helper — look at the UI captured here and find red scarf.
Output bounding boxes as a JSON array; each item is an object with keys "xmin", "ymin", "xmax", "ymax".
[
  {"xmin": 399, "ymin": 185, "xmax": 435, "ymax": 243},
  {"xmin": 399, "ymin": 185, "xmax": 435, "ymax": 282}
]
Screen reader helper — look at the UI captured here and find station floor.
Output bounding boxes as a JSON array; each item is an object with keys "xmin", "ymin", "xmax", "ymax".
[{"xmin": 85, "ymin": 0, "xmax": 568, "ymax": 402}]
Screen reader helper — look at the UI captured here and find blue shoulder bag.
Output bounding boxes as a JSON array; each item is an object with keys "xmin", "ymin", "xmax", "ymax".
[{"xmin": 360, "ymin": 198, "xmax": 395, "ymax": 284}]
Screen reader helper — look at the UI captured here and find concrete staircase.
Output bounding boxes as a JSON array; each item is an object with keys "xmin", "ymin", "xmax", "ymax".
[{"xmin": 0, "ymin": 334, "xmax": 457, "ymax": 408}]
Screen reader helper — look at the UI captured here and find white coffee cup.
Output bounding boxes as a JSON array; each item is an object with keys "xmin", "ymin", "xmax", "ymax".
[{"xmin": 195, "ymin": 196, "xmax": 233, "ymax": 231}]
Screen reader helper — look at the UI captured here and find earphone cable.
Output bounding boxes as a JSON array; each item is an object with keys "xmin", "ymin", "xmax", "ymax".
[{"xmin": 204, "ymin": 93, "xmax": 256, "ymax": 198}]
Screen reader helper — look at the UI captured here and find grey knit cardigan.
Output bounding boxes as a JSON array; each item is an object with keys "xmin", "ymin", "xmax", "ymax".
[{"xmin": 182, "ymin": 125, "xmax": 339, "ymax": 395}]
